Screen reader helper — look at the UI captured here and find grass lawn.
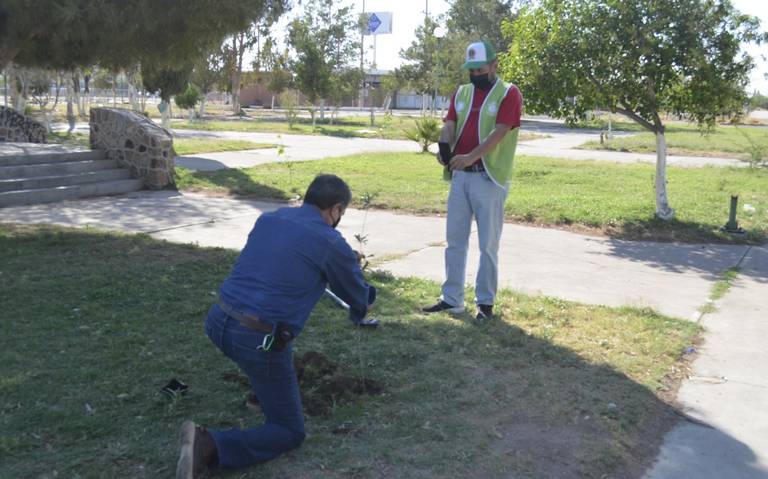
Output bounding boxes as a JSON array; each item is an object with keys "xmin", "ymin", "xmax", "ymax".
[
  {"xmin": 47, "ymin": 132, "xmax": 275, "ymax": 156},
  {"xmin": 172, "ymin": 116, "xmax": 422, "ymax": 140},
  {"xmin": 579, "ymin": 124, "xmax": 768, "ymax": 161},
  {"xmin": 0, "ymin": 224, "xmax": 699, "ymax": 478},
  {"xmin": 171, "ymin": 138, "xmax": 276, "ymax": 156},
  {"xmin": 171, "ymin": 117, "xmax": 545, "ymax": 142},
  {"xmin": 175, "ymin": 152, "xmax": 768, "ymax": 244}
]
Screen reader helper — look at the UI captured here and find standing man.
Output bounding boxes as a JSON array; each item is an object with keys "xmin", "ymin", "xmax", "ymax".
[
  {"xmin": 422, "ymin": 41, "xmax": 523, "ymax": 321},
  {"xmin": 176, "ymin": 174, "xmax": 377, "ymax": 479}
]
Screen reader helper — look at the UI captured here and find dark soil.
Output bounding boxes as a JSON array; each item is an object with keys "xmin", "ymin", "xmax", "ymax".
[{"xmin": 221, "ymin": 351, "xmax": 383, "ymax": 417}]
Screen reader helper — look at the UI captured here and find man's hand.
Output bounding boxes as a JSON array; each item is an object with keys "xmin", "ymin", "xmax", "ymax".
[
  {"xmin": 437, "ymin": 152, "xmax": 447, "ymax": 166},
  {"xmin": 449, "ymin": 153, "xmax": 476, "ymax": 171},
  {"xmin": 353, "ymin": 250, "xmax": 364, "ymax": 265}
]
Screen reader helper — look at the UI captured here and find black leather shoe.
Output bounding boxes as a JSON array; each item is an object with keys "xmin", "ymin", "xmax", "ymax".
[
  {"xmin": 422, "ymin": 300, "xmax": 465, "ymax": 314},
  {"xmin": 476, "ymin": 304, "xmax": 494, "ymax": 321}
]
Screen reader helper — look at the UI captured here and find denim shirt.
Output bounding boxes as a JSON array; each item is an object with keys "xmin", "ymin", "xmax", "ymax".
[{"xmin": 219, "ymin": 204, "xmax": 375, "ymax": 337}]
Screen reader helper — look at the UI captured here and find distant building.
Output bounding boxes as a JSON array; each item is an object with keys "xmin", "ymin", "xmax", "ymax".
[{"xmin": 237, "ymin": 69, "xmax": 447, "ymax": 110}]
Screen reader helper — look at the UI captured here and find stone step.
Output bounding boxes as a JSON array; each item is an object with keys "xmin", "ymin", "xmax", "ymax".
[
  {"xmin": 0, "ymin": 179, "xmax": 144, "ymax": 208},
  {"xmin": 0, "ymin": 159, "xmax": 118, "ymax": 180},
  {"xmin": 0, "ymin": 169, "xmax": 132, "ymax": 192},
  {"xmin": 0, "ymin": 149, "xmax": 105, "ymax": 167}
]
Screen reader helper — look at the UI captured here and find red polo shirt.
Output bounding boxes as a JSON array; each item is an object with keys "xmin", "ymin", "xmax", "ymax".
[{"xmin": 445, "ymin": 83, "xmax": 523, "ymax": 164}]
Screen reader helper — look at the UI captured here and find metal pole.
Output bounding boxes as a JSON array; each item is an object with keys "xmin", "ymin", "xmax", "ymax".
[
  {"xmin": 325, "ymin": 288, "xmax": 350, "ymax": 310},
  {"xmin": 360, "ymin": 0, "xmax": 365, "ymax": 111},
  {"xmin": 726, "ymin": 195, "xmax": 739, "ymax": 231}
]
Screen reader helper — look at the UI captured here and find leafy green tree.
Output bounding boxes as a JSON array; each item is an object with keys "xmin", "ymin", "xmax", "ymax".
[
  {"xmin": 174, "ymin": 84, "xmax": 202, "ymax": 120},
  {"xmin": 287, "ymin": 0, "xmax": 360, "ymax": 125},
  {"xmin": 394, "ymin": 17, "xmax": 440, "ymax": 98},
  {"xmin": 257, "ymin": 39, "xmax": 294, "ymax": 102},
  {"xmin": 327, "ymin": 68, "xmax": 362, "ymax": 123},
  {"xmin": 445, "ymin": 0, "xmax": 522, "ymax": 54},
  {"xmin": 749, "ymin": 91, "xmax": 768, "ymax": 111},
  {"xmin": 191, "ymin": 52, "xmax": 227, "ymax": 118},
  {"xmin": 223, "ymin": 1, "xmax": 289, "ymax": 114},
  {"xmin": 392, "ymin": 16, "xmax": 481, "ymax": 111},
  {"xmin": 142, "ymin": 63, "xmax": 192, "ymax": 128},
  {"xmin": 1, "ymin": 1, "xmax": 289, "ymax": 72},
  {"xmin": 27, "ymin": 68, "xmax": 62, "ymax": 132},
  {"xmin": 501, "ymin": 0, "xmax": 766, "ymax": 219}
]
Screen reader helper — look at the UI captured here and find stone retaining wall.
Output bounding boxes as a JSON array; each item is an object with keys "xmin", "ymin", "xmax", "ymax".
[
  {"xmin": 90, "ymin": 108, "xmax": 175, "ymax": 189},
  {"xmin": 0, "ymin": 106, "xmax": 47, "ymax": 143}
]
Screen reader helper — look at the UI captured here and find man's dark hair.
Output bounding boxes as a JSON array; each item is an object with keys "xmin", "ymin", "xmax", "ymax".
[{"xmin": 303, "ymin": 174, "xmax": 352, "ymax": 210}]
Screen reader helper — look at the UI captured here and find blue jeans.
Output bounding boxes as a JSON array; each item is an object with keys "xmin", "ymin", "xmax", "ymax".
[
  {"xmin": 442, "ymin": 170, "xmax": 508, "ymax": 307},
  {"xmin": 204, "ymin": 304, "xmax": 305, "ymax": 469}
]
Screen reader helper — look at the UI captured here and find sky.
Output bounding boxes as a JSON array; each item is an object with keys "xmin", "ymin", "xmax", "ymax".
[
  {"xmin": 732, "ymin": 0, "xmax": 768, "ymax": 94},
  {"xmin": 272, "ymin": 0, "xmax": 767, "ymax": 94}
]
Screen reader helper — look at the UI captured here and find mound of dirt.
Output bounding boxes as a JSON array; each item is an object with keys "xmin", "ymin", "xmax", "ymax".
[{"xmin": 223, "ymin": 351, "xmax": 383, "ymax": 416}]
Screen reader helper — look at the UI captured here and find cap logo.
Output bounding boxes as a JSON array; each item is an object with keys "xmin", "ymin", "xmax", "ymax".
[{"xmin": 468, "ymin": 48, "xmax": 476, "ymax": 59}]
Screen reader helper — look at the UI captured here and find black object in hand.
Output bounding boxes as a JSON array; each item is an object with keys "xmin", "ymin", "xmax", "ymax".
[{"xmin": 438, "ymin": 142, "xmax": 453, "ymax": 165}]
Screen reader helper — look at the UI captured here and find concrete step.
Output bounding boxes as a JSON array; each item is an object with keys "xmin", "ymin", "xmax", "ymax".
[
  {"xmin": 0, "ymin": 179, "xmax": 144, "ymax": 207},
  {"xmin": 0, "ymin": 169, "xmax": 132, "ymax": 192},
  {"xmin": 0, "ymin": 159, "xmax": 118, "ymax": 180},
  {"xmin": 0, "ymin": 149, "xmax": 105, "ymax": 167}
]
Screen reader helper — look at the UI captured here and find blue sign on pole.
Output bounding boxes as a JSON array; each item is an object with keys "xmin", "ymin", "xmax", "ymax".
[{"xmin": 368, "ymin": 13, "xmax": 381, "ymax": 34}]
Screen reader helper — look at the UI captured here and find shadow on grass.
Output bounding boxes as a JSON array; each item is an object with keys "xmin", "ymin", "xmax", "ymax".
[
  {"xmin": 592, "ymin": 217, "xmax": 768, "ymax": 285},
  {"xmin": 176, "ymin": 167, "xmax": 291, "ymax": 201},
  {"xmin": 606, "ymin": 216, "xmax": 766, "ymax": 246},
  {"xmin": 0, "ymin": 225, "xmax": 760, "ymax": 478}
]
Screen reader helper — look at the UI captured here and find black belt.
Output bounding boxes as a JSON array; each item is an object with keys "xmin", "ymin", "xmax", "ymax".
[
  {"xmin": 463, "ymin": 163, "xmax": 485, "ymax": 172},
  {"xmin": 218, "ymin": 300, "xmax": 275, "ymax": 333}
]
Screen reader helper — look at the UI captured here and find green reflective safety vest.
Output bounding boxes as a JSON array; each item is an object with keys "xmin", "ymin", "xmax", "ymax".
[{"xmin": 452, "ymin": 80, "xmax": 519, "ymax": 188}]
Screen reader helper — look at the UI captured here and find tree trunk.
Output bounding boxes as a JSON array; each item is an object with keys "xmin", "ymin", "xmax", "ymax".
[
  {"xmin": 160, "ymin": 100, "xmax": 171, "ymax": 129},
  {"xmin": 199, "ymin": 94, "xmax": 207, "ymax": 119},
  {"xmin": 41, "ymin": 108, "xmax": 51, "ymax": 133},
  {"xmin": 66, "ymin": 76, "xmax": 76, "ymax": 132},
  {"xmin": 83, "ymin": 74, "xmax": 91, "ymax": 113},
  {"xmin": 654, "ymin": 132, "xmax": 675, "ymax": 220},
  {"xmin": 320, "ymin": 99, "xmax": 325, "ymax": 122},
  {"xmin": 128, "ymin": 82, "xmax": 140, "ymax": 112},
  {"xmin": 66, "ymin": 98, "xmax": 75, "ymax": 132},
  {"xmin": 8, "ymin": 66, "xmax": 27, "ymax": 113},
  {"xmin": 231, "ymin": 70, "xmax": 242, "ymax": 115},
  {"xmin": 72, "ymin": 71, "xmax": 83, "ymax": 118}
]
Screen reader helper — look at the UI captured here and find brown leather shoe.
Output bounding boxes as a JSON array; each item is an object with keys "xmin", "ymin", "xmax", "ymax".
[{"xmin": 176, "ymin": 421, "xmax": 217, "ymax": 479}]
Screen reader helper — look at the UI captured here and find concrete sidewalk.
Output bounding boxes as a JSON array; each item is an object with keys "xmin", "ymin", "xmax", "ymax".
[
  {"xmin": 171, "ymin": 129, "xmax": 420, "ymax": 170},
  {"xmin": 643, "ymin": 246, "xmax": 768, "ymax": 479},
  {"xmin": 1, "ymin": 190, "xmax": 765, "ymax": 476},
  {"xmin": 171, "ymin": 126, "xmax": 743, "ymax": 170},
  {"xmin": 43, "ymin": 120, "xmax": 743, "ymax": 169}
]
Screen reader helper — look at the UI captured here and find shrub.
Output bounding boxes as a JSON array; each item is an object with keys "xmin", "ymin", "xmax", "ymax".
[
  {"xmin": 405, "ymin": 116, "xmax": 440, "ymax": 153},
  {"xmin": 279, "ymin": 91, "xmax": 300, "ymax": 127}
]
